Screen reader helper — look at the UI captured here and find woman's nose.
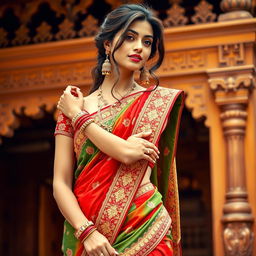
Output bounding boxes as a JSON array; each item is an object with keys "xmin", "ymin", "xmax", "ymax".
[{"xmin": 134, "ymin": 41, "xmax": 143, "ymax": 52}]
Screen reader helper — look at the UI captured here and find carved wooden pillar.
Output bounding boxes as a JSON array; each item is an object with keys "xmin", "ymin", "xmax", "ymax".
[
  {"xmin": 208, "ymin": 66, "xmax": 255, "ymax": 256},
  {"xmin": 219, "ymin": 0, "xmax": 253, "ymax": 21}
]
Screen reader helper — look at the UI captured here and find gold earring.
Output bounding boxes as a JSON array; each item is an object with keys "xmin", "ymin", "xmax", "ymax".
[
  {"xmin": 140, "ymin": 67, "xmax": 150, "ymax": 85},
  {"xmin": 102, "ymin": 53, "xmax": 111, "ymax": 75}
]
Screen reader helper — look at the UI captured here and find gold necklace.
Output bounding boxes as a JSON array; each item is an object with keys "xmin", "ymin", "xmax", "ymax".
[{"xmin": 97, "ymin": 83, "xmax": 136, "ymax": 131}]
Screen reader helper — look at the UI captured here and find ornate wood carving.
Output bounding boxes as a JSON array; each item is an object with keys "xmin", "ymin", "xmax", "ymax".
[
  {"xmin": 192, "ymin": 0, "xmax": 216, "ymax": 24},
  {"xmin": 56, "ymin": 18, "xmax": 76, "ymax": 40},
  {"xmin": 12, "ymin": 25, "xmax": 30, "ymax": 46},
  {"xmin": 160, "ymin": 50, "xmax": 206, "ymax": 73},
  {"xmin": 163, "ymin": 1, "xmax": 188, "ymax": 27},
  {"xmin": 0, "ymin": 62, "xmax": 92, "ymax": 93},
  {"xmin": 223, "ymin": 223, "xmax": 254, "ymax": 256},
  {"xmin": 219, "ymin": 44, "xmax": 245, "ymax": 67},
  {"xmin": 208, "ymin": 66, "xmax": 255, "ymax": 256},
  {"xmin": 0, "ymin": 0, "xmax": 96, "ymax": 47},
  {"xmin": 33, "ymin": 22, "xmax": 53, "ymax": 43},
  {"xmin": 79, "ymin": 15, "xmax": 99, "ymax": 37},
  {"xmin": 209, "ymin": 75, "xmax": 254, "ymax": 92},
  {"xmin": 0, "ymin": 95, "xmax": 57, "ymax": 143},
  {"xmin": 185, "ymin": 84, "xmax": 209, "ymax": 127},
  {"xmin": 219, "ymin": 0, "xmax": 253, "ymax": 21}
]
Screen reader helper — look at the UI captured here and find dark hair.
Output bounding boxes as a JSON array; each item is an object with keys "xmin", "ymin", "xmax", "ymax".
[{"xmin": 90, "ymin": 4, "xmax": 165, "ymax": 94}]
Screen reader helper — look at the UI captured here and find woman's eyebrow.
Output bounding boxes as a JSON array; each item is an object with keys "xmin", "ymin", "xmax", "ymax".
[{"xmin": 127, "ymin": 29, "xmax": 153, "ymax": 38}]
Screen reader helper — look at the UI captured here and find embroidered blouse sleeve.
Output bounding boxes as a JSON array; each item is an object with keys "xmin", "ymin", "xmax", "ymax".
[{"xmin": 54, "ymin": 111, "xmax": 74, "ymax": 138}]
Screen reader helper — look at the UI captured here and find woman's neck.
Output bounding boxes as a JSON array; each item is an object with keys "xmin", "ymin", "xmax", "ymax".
[{"xmin": 101, "ymin": 68, "xmax": 136, "ymax": 94}]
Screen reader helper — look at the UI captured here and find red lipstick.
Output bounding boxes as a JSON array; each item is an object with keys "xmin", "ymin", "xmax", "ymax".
[{"xmin": 128, "ymin": 54, "xmax": 142, "ymax": 63}]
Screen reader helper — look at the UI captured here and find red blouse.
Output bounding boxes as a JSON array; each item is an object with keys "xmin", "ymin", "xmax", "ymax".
[{"xmin": 54, "ymin": 112, "xmax": 74, "ymax": 138}]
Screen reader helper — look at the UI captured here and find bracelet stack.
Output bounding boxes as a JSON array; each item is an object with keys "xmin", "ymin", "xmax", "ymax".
[
  {"xmin": 72, "ymin": 111, "xmax": 94, "ymax": 131},
  {"xmin": 74, "ymin": 221, "xmax": 97, "ymax": 243}
]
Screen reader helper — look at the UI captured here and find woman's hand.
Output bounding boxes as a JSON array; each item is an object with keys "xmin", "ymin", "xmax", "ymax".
[
  {"xmin": 125, "ymin": 131, "xmax": 160, "ymax": 165},
  {"xmin": 83, "ymin": 230, "xmax": 118, "ymax": 256},
  {"xmin": 57, "ymin": 85, "xmax": 84, "ymax": 119}
]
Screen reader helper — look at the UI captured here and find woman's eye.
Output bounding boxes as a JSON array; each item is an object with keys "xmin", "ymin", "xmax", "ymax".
[
  {"xmin": 126, "ymin": 35, "xmax": 134, "ymax": 41},
  {"xmin": 144, "ymin": 40, "xmax": 152, "ymax": 47}
]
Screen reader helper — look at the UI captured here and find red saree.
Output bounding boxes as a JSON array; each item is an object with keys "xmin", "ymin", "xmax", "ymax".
[{"xmin": 55, "ymin": 86, "xmax": 184, "ymax": 256}]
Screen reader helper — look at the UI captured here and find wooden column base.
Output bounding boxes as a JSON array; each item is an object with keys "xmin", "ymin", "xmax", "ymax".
[{"xmin": 223, "ymin": 221, "xmax": 254, "ymax": 256}]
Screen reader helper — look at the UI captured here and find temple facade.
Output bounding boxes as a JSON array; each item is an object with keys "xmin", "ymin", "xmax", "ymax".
[{"xmin": 0, "ymin": 1, "xmax": 255, "ymax": 255}]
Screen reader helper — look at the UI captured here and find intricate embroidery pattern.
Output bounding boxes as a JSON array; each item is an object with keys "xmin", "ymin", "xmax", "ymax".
[
  {"xmin": 95, "ymin": 160, "xmax": 147, "ymax": 243},
  {"xmin": 95, "ymin": 87, "xmax": 180, "ymax": 247},
  {"xmin": 54, "ymin": 112, "xmax": 74, "ymax": 137}
]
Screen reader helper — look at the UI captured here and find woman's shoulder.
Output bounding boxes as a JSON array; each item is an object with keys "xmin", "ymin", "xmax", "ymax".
[{"xmin": 83, "ymin": 90, "xmax": 98, "ymax": 101}]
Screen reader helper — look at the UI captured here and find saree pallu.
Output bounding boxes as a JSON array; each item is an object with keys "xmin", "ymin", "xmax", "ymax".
[{"xmin": 55, "ymin": 86, "xmax": 184, "ymax": 256}]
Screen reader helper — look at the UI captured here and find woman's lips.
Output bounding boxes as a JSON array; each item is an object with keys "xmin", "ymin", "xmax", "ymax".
[{"xmin": 128, "ymin": 55, "xmax": 142, "ymax": 63}]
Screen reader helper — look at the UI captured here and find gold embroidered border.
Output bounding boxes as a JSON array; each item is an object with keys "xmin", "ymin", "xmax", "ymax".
[
  {"xmin": 95, "ymin": 160, "xmax": 147, "ymax": 242},
  {"xmin": 135, "ymin": 182, "xmax": 154, "ymax": 199},
  {"xmin": 95, "ymin": 87, "xmax": 180, "ymax": 244},
  {"xmin": 55, "ymin": 130, "xmax": 73, "ymax": 138},
  {"xmin": 120, "ymin": 207, "xmax": 172, "ymax": 256}
]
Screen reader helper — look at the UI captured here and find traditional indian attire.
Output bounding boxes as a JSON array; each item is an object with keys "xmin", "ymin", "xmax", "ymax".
[{"xmin": 55, "ymin": 85, "xmax": 184, "ymax": 256}]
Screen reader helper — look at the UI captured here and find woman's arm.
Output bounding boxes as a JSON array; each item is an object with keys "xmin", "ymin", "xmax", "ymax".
[
  {"xmin": 57, "ymin": 86, "xmax": 159, "ymax": 165},
  {"xmin": 53, "ymin": 135, "xmax": 118, "ymax": 256},
  {"xmin": 53, "ymin": 135, "xmax": 86, "ymax": 229}
]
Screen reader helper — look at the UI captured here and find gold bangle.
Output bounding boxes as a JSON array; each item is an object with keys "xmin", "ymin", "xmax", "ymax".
[
  {"xmin": 74, "ymin": 220, "xmax": 94, "ymax": 239},
  {"xmin": 80, "ymin": 119, "xmax": 94, "ymax": 131},
  {"xmin": 81, "ymin": 227, "xmax": 97, "ymax": 243},
  {"xmin": 72, "ymin": 111, "xmax": 87, "ymax": 126}
]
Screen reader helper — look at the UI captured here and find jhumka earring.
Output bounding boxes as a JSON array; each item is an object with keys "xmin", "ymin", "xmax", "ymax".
[
  {"xmin": 140, "ymin": 67, "xmax": 150, "ymax": 86},
  {"xmin": 102, "ymin": 52, "xmax": 111, "ymax": 75}
]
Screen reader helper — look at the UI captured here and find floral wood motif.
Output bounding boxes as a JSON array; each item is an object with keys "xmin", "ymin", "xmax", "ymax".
[
  {"xmin": 185, "ymin": 84, "xmax": 209, "ymax": 127},
  {"xmin": 56, "ymin": 18, "xmax": 76, "ymax": 40},
  {"xmin": 0, "ymin": 0, "xmax": 96, "ymax": 47},
  {"xmin": 79, "ymin": 15, "xmax": 99, "ymax": 37},
  {"xmin": 12, "ymin": 25, "xmax": 30, "ymax": 45},
  {"xmin": 163, "ymin": 3, "xmax": 188, "ymax": 27},
  {"xmin": 223, "ymin": 222, "xmax": 254, "ymax": 256},
  {"xmin": 33, "ymin": 22, "xmax": 53, "ymax": 43},
  {"xmin": 191, "ymin": 0, "xmax": 216, "ymax": 24},
  {"xmin": 219, "ymin": 44, "xmax": 245, "ymax": 67},
  {"xmin": 209, "ymin": 75, "xmax": 254, "ymax": 92},
  {"xmin": 161, "ymin": 51, "xmax": 206, "ymax": 72}
]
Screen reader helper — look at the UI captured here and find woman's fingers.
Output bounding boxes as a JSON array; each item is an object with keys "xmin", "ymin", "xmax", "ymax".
[
  {"xmin": 133, "ymin": 130, "xmax": 151, "ymax": 138},
  {"xmin": 105, "ymin": 243, "xmax": 119, "ymax": 256},
  {"xmin": 97, "ymin": 246, "xmax": 110, "ymax": 256},
  {"xmin": 143, "ymin": 153, "xmax": 156, "ymax": 164}
]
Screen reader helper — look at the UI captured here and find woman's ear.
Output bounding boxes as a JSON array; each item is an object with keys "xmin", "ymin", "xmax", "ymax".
[{"xmin": 103, "ymin": 40, "xmax": 111, "ymax": 53}]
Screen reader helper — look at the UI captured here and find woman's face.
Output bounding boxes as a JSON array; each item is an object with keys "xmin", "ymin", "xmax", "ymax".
[{"xmin": 110, "ymin": 20, "xmax": 154, "ymax": 72}]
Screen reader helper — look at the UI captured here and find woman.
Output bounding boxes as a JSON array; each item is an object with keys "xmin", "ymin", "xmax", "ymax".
[{"xmin": 54, "ymin": 4, "xmax": 184, "ymax": 256}]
